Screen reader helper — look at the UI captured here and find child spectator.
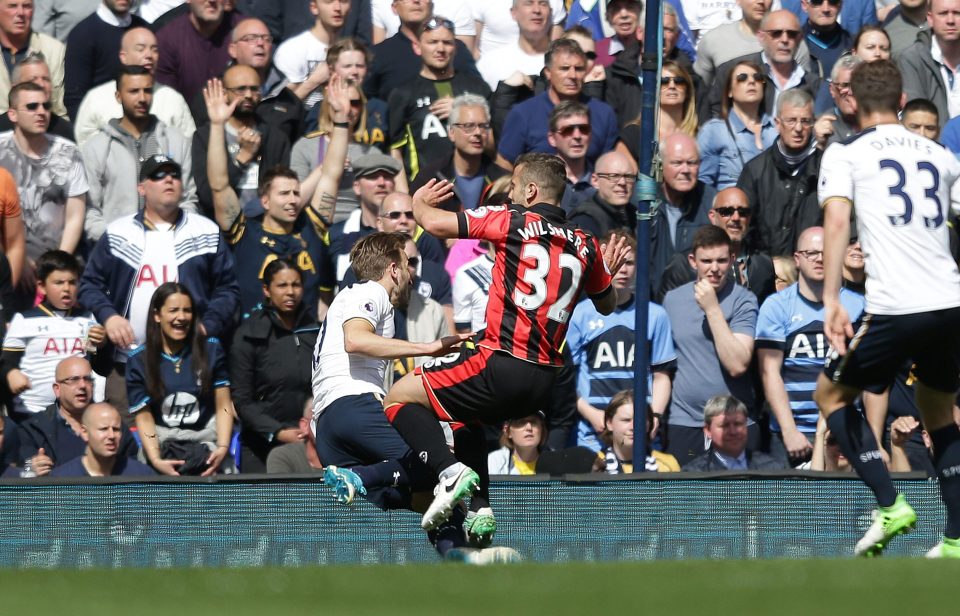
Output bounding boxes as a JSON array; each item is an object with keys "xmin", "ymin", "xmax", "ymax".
[{"xmin": 1, "ymin": 250, "xmax": 106, "ymax": 422}]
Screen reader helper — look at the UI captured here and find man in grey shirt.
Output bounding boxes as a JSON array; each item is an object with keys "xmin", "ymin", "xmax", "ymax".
[{"xmin": 663, "ymin": 225, "xmax": 758, "ymax": 466}]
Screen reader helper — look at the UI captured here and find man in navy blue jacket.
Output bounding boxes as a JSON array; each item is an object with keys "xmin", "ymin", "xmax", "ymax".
[{"xmin": 79, "ymin": 155, "xmax": 239, "ymax": 413}]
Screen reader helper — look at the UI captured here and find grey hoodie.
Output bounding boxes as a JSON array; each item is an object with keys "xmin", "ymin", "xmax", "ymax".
[{"xmin": 81, "ymin": 116, "xmax": 197, "ymax": 241}]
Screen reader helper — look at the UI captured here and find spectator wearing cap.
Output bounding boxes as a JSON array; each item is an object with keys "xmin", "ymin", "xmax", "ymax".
[
  {"xmin": 682, "ymin": 394, "xmax": 785, "ymax": 471},
  {"xmin": 324, "ymin": 151, "xmax": 402, "ymax": 284},
  {"xmin": 82, "ymin": 65, "xmax": 197, "ymax": 243},
  {"xmin": 63, "ymin": 1, "xmax": 148, "ymax": 120},
  {"xmin": 79, "ymin": 153, "xmax": 239, "ymax": 414},
  {"xmin": 0, "ymin": 0, "xmax": 67, "ymax": 117},
  {"xmin": 73, "ymin": 26, "xmax": 196, "ymax": 148},
  {"xmin": 409, "ymin": 94, "xmax": 502, "ymax": 213}
]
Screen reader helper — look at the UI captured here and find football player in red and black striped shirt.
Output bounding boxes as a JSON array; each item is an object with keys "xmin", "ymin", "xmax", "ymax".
[{"xmin": 384, "ymin": 153, "xmax": 630, "ymax": 543}]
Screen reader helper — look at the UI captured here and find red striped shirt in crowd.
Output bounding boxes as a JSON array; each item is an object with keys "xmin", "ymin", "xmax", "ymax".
[{"xmin": 455, "ymin": 203, "xmax": 613, "ymax": 366}]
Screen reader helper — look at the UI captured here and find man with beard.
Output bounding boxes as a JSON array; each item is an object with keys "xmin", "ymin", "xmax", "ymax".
[
  {"xmin": 309, "ymin": 232, "xmax": 481, "ymax": 559},
  {"xmin": 82, "ymin": 65, "xmax": 197, "ymax": 242},
  {"xmin": 193, "ymin": 63, "xmax": 291, "ymax": 219}
]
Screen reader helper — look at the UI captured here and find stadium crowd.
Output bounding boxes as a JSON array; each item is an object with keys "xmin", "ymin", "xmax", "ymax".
[{"xmin": 0, "ymin": 0, "xmax": 953, "ymax": 479}]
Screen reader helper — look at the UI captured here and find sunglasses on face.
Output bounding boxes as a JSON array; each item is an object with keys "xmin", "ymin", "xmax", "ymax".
[
  {"xmin": 383, "ymin": 210, "xmax": 415, "ymax": 220},
  {"xmin": 714, "ymin": 206, "xmax": 751, "ymax": 217},
  {"xmin": 584, "ymin": 51, "xmax": 597, "ymax": 61},
  {"xmin": 765, "ymin": 29, "xmax": 801, "ymax": 40},
  {"xmin": 660, "ymin": 76, "xmax": 687, "ymax": 87},
  {"xmin": 406, "ymin": 256, "xmax": 420, "ymax": 268},
  {"xmin": 22, "ymin": 101, "xmax": 51, "ymax": 111},
  {"xmin": 809, "ymin": 0, "xmax": 841, "ymax": 6},
  {"xmin": 735, "ymin": 72, "xmax": 767, "ymax": 84},
  {"xmin": 149, "ymin": 169, "xmax": 182, "ymax": 181},
  {"xmin": 554, "ymin": 123, "xmax": 591, "ymax": 137}
]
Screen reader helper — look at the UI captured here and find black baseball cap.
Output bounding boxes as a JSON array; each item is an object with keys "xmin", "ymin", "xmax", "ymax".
[{"xmin": 139, "ymin": 154, "xmax": 182, "ymax": 182}]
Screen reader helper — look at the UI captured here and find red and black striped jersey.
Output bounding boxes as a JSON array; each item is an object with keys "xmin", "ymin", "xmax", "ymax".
[{"xmin": 456, "ymin": 203, "xmax": 613, "ymax": 366}]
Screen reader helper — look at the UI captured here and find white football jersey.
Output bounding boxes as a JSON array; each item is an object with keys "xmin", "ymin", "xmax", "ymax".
[
  {"xmin": 452, "ymin": 254, "xmax": 493, "ymax": 332},
  {"xmin": 819, "ymin": 123, "xmax": 960, "ymax": 315},
  {"xmin": 311, "ymin": 281, "xmax": 395, "ymax": 424}
]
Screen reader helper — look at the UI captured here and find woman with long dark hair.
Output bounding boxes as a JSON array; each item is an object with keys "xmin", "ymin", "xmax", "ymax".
[
  {"xmin": 126, "ymin": 283, "xmax": 235, "ymax": 476},
  {"xmin": 697, "ymin": 60, "xmax": 777, "ymax": 189},
  {"xmin": 230, "ymin": 259, "xmax": 319, "ymax": 472}
]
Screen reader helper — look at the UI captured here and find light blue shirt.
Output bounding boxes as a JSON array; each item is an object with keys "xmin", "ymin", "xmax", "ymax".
[{"xmin": 697, "ymin": 112, "xmax": 777, "ymax": 189}]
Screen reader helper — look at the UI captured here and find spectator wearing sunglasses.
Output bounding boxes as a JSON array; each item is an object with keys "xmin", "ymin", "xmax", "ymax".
[
  {"xmin": 707, "ymin": 10, "xmax": 825, "ymax": 120},
  {"xmin": 0, "ymin": 82, "xmax": 86, "ymax": 297},
  {"xmin": 82, "ymin": 65, "xmax": 198, "ymax": 243},
  {"xmin": 548, "ymin": 101, "xmax": 597, "ymax": 212},
  {"xmin": 698, "ymin": 60, "xmax": 778, "ymax": 190},
  {"xmin": 800, "ymin": 0, "xmax": 853, "ymax": 77},
  {"xmin": 658, "ymin": 187, "xmax": 776, "ymax": 304},
  {"xmin": 897, "ymin": 0, "xmax": 960, "ymax": 126},
  {"xmin": 79, "ymin": 154, "xmax": 239, "ymax": 414},
  {"xmin": 0, "ymin": 53, "xmax": 74, "ymax": 142},
  {"xmin": 387, "ymin": 16, "xmax": 491, "ymax": 183}
]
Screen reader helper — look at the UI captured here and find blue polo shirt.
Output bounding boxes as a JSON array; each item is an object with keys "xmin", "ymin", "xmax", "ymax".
[{"xmin": 498, "ymin": 92, "xmax": 619, "ymax": 166}]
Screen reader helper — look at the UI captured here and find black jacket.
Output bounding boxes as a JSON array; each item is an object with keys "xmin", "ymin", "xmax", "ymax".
[
  {"xmin": 18, "ymin": 403, "xmax": 139, "ymax": 466},
  {"xmin": 230, "ymin": 306, "xmax": 319, "ymax": 443},
  {"xmin": 736, "ymin": 141, "xmax": 823, "ymax": 256},
  {"xmin": 649, "ymin": 182, "xmax": 714, "ymax": 291},
  {"xmin": 569, "ymin": 193, "xmax": 636, "ymax": 239},
  {"xmin": 683, "ymin": 447, "xmax": 786, "ymax": 471}
]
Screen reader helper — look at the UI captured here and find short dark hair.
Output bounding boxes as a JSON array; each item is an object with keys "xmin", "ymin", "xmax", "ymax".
[
  {"xmin": 514, "ymin": 153, "xmax": 567, "ymax": 203},
  {"xmin": 902, "ymin": 97, "xmax": 939, "ymax": 120},
  {"xmin": 850, "ymin": 59, "xmax": 902, "ymax": 116},
  {"xmin": 36, "ymin": 250, "xmax": 81, "ymax": 283},
  {"xmin": 545, "ymin": 38, "xmax": 586, "ymax": 69},
  {"xmin": 258, "ymin": 166, "xmax": 300, "ymax": 197},
  {"xmin": 8, "ymin": 81, "xmax": 44, "ymax": 109},
  {"xmin": 350, "ymin": 232, "xmax": 408, "ymax": 282},
  {"xmin": 548, "ymin": 100, "xmax": 590, "ymax": 132},
  {"xmin": 262, "ymin": 257, "xmax": 302, "ymax": 287},
  {"xmin": 115, "ymin": 64, "xmax": 152, "ymax": 91},
  {"xmin": 691, "ymin": 225, "xmax": 731, "ymax": 254}
]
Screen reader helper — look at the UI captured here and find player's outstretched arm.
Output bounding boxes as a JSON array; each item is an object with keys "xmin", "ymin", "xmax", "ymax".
[
  {"xmin": 343, "ymin": 319, "xmax": 471, "ymax": 359},
  {"xmin": 412, "ymin": 179, "xmax": 460, "ymax": 239},
  {"xmin": 204, "ymin": 78, "xmax": 241, "ymax": 232},
  {"xmin": 821, "ymin": 197, "xmax": 855, "ymax": 354}
]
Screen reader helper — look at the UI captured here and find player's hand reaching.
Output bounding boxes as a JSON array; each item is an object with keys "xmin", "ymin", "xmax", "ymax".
[
  {"xmin": 413, "ymin": 178, "xmax": 455, "ymax": 211},
  {"xmin": 203, "ymin": 78, "xmax": 238, "ymax": 125},
  {"xmin": 824, "ymin": 301, "xmax": 855, "ymax": 356},
  {"xmin": 601, "ymin": 233, "xmax": 630, "ymax": 276},
  {"xmin": 427, "ymin": 332, "xmax": 474, "ymax": 357}
]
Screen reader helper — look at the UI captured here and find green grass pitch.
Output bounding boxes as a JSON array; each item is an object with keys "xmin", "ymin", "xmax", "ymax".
[{"xmin": 2, "ymin": 559, "xmax": 959, "ymax": 615}]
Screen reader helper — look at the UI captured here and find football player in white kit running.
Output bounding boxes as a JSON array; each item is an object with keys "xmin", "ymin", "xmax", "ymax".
[{"xmin": 815, "ymin": 59, "xmax": 960, "ymax": 558}]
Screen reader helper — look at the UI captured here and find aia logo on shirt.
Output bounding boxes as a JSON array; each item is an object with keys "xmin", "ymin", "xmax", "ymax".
[
  {"xmin": 43, "ymin": 337, "xmax": 84, "ymax": 355},
  {"xmin": 135, "ymin": 265, "xmax": 177, "ymax": 288}
]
